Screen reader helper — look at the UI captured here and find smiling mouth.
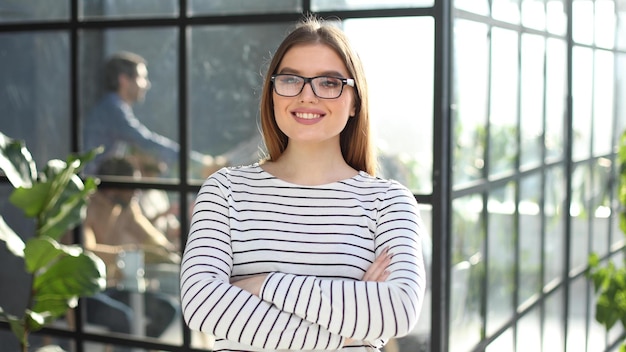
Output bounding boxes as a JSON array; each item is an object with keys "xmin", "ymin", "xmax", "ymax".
[{"xmin": 294, "ymin": 112, "xmax": 323, "ymax": 119}]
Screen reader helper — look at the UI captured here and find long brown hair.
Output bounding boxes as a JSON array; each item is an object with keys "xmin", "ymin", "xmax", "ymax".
[{"xmin": 259, "ymin": 16, "xmax": 377, "ymax": 175}]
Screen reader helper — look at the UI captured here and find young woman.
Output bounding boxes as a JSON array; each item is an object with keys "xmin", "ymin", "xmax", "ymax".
[{"xmin": 180, "ymin": 16, "xmax": 427, "ymax": 351}]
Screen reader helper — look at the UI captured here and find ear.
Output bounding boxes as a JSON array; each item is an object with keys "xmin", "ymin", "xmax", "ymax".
[
  {"xmin": 349, "ymin": 104, "xmax": 357, "ymax": 117},
  {"xmin": 118, "ymin": 73, "xmax": 130, "ymax": 90}
]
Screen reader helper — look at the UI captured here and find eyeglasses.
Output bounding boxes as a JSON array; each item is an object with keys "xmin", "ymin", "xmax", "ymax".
[{"xmin": 271, "ymin": 74, "xmax": 355, "ymax": 99}]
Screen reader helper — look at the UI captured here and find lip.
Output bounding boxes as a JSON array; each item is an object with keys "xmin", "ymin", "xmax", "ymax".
[{"xmin": 291, "ymin": 109, "xmax": 326, "ymax": 125}]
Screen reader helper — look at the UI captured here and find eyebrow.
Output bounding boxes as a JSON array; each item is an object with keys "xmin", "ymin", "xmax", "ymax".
[{"xmin": 277, "ymin": 67, "xmax": 348, "ymax": 78}]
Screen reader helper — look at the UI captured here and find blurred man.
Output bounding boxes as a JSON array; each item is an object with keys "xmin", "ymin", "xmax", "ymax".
[{"xmin": 82, "ymin": 51, "xmax": 222, "ymax": 177}]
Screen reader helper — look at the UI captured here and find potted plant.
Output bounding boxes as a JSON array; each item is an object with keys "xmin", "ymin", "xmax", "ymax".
[
  {"xmin": 588, "ymin": 130, "xmax": 626, "ymax": 352},
  {"xmin": 0, "ymin": 131, "xmax": 106, "ymax": 352}
]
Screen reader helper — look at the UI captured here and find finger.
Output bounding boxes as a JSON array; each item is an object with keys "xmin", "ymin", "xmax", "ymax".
[
  {"xmin": 362, "ymin": 251, "xmax": 387, "ymax": 281},
  {"xmin": 370, "ymin": 257, "xmax": 392, "ymax": 282},
  {"xmin": 362, "ymin": 248, "xmax": 392, "ymax": 281}
]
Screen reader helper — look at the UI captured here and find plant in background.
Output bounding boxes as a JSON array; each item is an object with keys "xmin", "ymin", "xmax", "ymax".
[
  {"xmin": 0, "ymin": 131, "xmax": 106, "ymax": 352},
  {"xmin": 588, "ymin": 130, "xmax": 626, "ymax": 352}
]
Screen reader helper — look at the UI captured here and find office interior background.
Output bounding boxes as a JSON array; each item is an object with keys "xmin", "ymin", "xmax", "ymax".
[{"xmin": 0, "ymin": 0, "xmax": 625, "ymax": 351}]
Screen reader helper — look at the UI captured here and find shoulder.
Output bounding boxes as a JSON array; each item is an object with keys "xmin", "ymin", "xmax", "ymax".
[
  {"xmin": 204, "ymin": 163, "xmax": 268, "ymax": 186},
  {"xmin": 353, "ymin": 172, "xmax": 413, "ymax": 194},
  {"xmin": 88, "ymin": 93, "xmax": 125, "ymax": 118}
]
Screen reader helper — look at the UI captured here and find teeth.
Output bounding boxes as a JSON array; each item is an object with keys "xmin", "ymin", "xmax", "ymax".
[{"xmin": 295, "ymin": 112, "xmax": 321, "ymax": 119}]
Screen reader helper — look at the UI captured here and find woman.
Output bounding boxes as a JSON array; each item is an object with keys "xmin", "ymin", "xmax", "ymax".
[{"xmin": 180, "ymin": 16, "xmax": 426, "ymax": 351}]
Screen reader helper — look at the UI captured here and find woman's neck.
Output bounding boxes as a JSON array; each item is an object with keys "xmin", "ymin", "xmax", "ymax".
[{"xmin": 264, "ymin": 144, "xmax": 357, "ymax": 185}]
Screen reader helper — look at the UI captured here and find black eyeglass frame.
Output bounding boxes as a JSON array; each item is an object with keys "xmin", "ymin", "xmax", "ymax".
[{"xmin": 270, "ymin": 74, "xmax": 355, "ymax": 99}]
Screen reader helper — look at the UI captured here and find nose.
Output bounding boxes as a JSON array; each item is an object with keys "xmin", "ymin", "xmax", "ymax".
[{"xmin": 299, "ymin": 81, "xmax": 318, "ymax": 101}]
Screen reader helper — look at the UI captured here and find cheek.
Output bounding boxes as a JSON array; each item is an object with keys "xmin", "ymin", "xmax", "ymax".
[{"xmin": 272, "ymin": 96, "xmax": 290, "ymax": 118}]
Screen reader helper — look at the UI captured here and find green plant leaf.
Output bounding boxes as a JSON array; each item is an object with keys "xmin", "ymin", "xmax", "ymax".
[
  {"xmin": 0, "ymin": 215, "xmax": 25, "ymax": 257},
  {"xmin": 24, "ymin": 237, "xmax": 65, "ymax": 273},
  {"xmin": 0, "ymin": 307, "xmax": 28, "ymax": 347},
  {"xmin": 38, "ymin": 176, "xmax": 98, "ymax": 241},
  {"xmin": 34, "ymin": 151, "xmax": 100, "ymax": 240},
  {"xmin": 24, "ymin": 309, "xmax": 49, "ymax": 333},
  {"xmin": 0, "ymin": 132, "xmax": 37, "ymax": 189},
  {"xmin": 596, "ymin": 294, "xmax": 620, "ymax": 329},
  {"xmin": 29, "ymin": 249, "xmax": 106, "ymax": 323},
  {"xmin": 9, "ymin": 182, "xmax": 52, "ymax": 218},
  {"xmin": 26, "ymin": 244, "xmax": 106, "ymax": 328},
  {"xmin": 37, "ymin": 159, "xmax": 79, "ymax": 222},
  {"xmin": 0, "ymin": 134, "xmax": 104, "ymax": 346},
  {"xmin": 30, "ymin": 297, "xmax": 75, "ymax": 326},
  {"xmin": 33, "ymin": 250, "xmax": 106, "ymax": 302}
]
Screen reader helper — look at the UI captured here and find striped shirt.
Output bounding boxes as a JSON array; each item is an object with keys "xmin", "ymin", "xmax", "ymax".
[{"xmin": 180, "ymin": 164, "xmax": 426, "ymax": 351}]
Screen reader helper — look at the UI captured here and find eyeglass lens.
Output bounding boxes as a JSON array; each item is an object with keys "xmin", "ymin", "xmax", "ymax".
[{"xmin": 273, "ymin": 75, "xmax": 346, "ymax": 99}]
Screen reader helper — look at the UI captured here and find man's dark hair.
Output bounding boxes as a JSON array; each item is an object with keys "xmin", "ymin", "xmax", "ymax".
[
  {"xmin": 97, "ymin": 157, "xmax": 137, "ymax": 177},
  {"xmin": 104, "ymin": 51, "xmax": 146, "ymax": 92}
]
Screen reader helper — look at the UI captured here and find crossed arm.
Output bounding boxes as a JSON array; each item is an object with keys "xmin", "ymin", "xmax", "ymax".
[{"xmin": 232, "ymin": 246, "xmax": 393, "ymax": 296}]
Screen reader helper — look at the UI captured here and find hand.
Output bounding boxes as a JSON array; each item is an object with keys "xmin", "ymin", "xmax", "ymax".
[
  {"xmin": 231, "ymin": 274, "xmax": 267, "ymax": 297},
  {"xmin": 362, "ymin": 246, "xmax": 392, "ymax": 282},
  {"xmin": 345, "ymin": 247, "xmax": 393, "ymax": 346}
]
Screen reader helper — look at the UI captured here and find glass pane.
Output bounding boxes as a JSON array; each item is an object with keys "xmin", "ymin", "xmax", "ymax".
[
  {"xmin": 572, "ymin": 0, "xmax": 594, "ymax": 45},
  {"xmin": 0, "ymin": 31, "xmax": 71, "ymax": 165},
  {"xmin": 492, "ymin": 0, "xmax": 521, "ymax": 24},
  {"xmin": 611, "ymin": 152, "xmax": 622, "ymax": 251},
  {"xmin": 547, "ymin": 0, "xmax": 567, "ymax": 35},
  {"xmin": 391, "ymin": 203, "xmax": 432, "ymax": 351},
  {"xmin": 139, "ymin": 189, "xmax": 183, "ymax": 253},
  {"xmin": 453, "ymin": 20, "xmax": 490, "ymax": 187},
  {"xmin": 450, "ymin": 195, "xmax": 484, "ymax": 352},
  {"xmin": 520, "ymin": 34, "xmax": 545, "ymax": 169},
  {"xmin": 189, "ymin": 0, "xmax": 301, "ymax": 15},
  {"xmin": 184, "ymin": 191, "xmax": 214, "ymax": 350},
  {"xmin": 188, "ymin": 23, "xmax": 288, "ymax": 178},
  {"xmin": 516, "ymin": 307, "xmax": 541, "ymax": 351},
  {"xmin": 595, "ymin": 0, "xmax": 616, "ymax": 49},
  {"xmin": 569, "ymin": 164, "xmax": 590, "ymax": 271},
  {"xmin": 571, "ymin": 46, "xmax": 593, "ymax": 161},
  {"xmin": 486, "ymin": 182, "xmax": 516, "ymax": 336},
  {"xmin": 78, "ymin": 28, "xmax": 213, "ymax": 180},
  {"xmin": 588, "ymin": 278, "xmax": 607, "ymax": 351},
  {"xmin": 545, "ymin": 38, "xmax": 567, "ymax": 161},
  {"xmin": 454, "ymin": 0, "xmax": 490, "ymax": 15},
  {"xmin": 519, "ymin": 173, "xmax": 542, "ymax": 305},
  {"xmin": 0, "ymin": 0, "xmax": 69, "ymax": 22},
  {"xmin": 566, "ymin": 277, "xmax": 588, "ymax": 351},
  {"xmin": 617, "ymin": 53, "xmax": 626, "ymax": 134},
  {"xmin": 618, "ymin": 7, "xmax": 626, "ymax": 50},
  {"xmin": 0, "ymin": 185, "xmax": 36, "ymax": 343},
  {"xmin": 82, "ymin": 182, "xmax": 182, "ymax": 344},
  {"xmin": 313, "ymin": 0, "xmax": 433, "ymax": 11},
  {"xmin": 544, "ymin": 288, "xmax": 565, "ymax": 351},
  {"xmin": 28, "ymin": 332, "xmax": 74, "ymax": 351},
  {"xmin": 80, "ymin": 0, "xmax": 177, "ymax": 19},
  {"xmin": 606, "ymin": 250, "xmax": 626, "ymax": 344},
  {"xmin": 521, "ymin": 0, "xmax": 546, "ymax": 30},
  {"xmin": 590, "ymin": 158, "xmax": 612, "ymax": 256},
  {"xmin": 544, "ymin": 166, "xmax": 565, "ymax": 286},
  {"xmin": 489, "ymin": 28, "xmax": 519, "ymax": 177},
  {"xmin": 485, "ymin": 328, "xmax": 513, "ymax": 351},
  {"xmin": 346, "ymin": 17, "xmax": 434, "ymax": 194},
  {"xmin": 593, "ymin": 50, "xmax": 615, "ymax": 157}
]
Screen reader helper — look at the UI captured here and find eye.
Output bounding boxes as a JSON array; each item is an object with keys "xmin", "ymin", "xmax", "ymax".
[
  {"xmin": 319, "ymin": 77, "xmax": 341, "ymax": 88},
  {"xmin": 279, "ymin": 75, "xmax": 302, "ymax": 85}
]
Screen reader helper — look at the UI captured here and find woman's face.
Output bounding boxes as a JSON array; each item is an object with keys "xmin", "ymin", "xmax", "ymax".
[{"xmin": 272, "ymin": 43, "xmax": 356, "ymax": 148}]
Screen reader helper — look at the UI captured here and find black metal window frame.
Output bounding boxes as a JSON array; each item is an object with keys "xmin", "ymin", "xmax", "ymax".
[{"xmin": 0, "ymin": 1, "xmax": 451, "ymax": 352}]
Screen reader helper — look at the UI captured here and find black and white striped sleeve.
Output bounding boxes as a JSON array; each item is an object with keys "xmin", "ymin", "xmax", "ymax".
[{"xmin": 258, "ymin": 182, "xmax": 426, "ymax": 342}]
